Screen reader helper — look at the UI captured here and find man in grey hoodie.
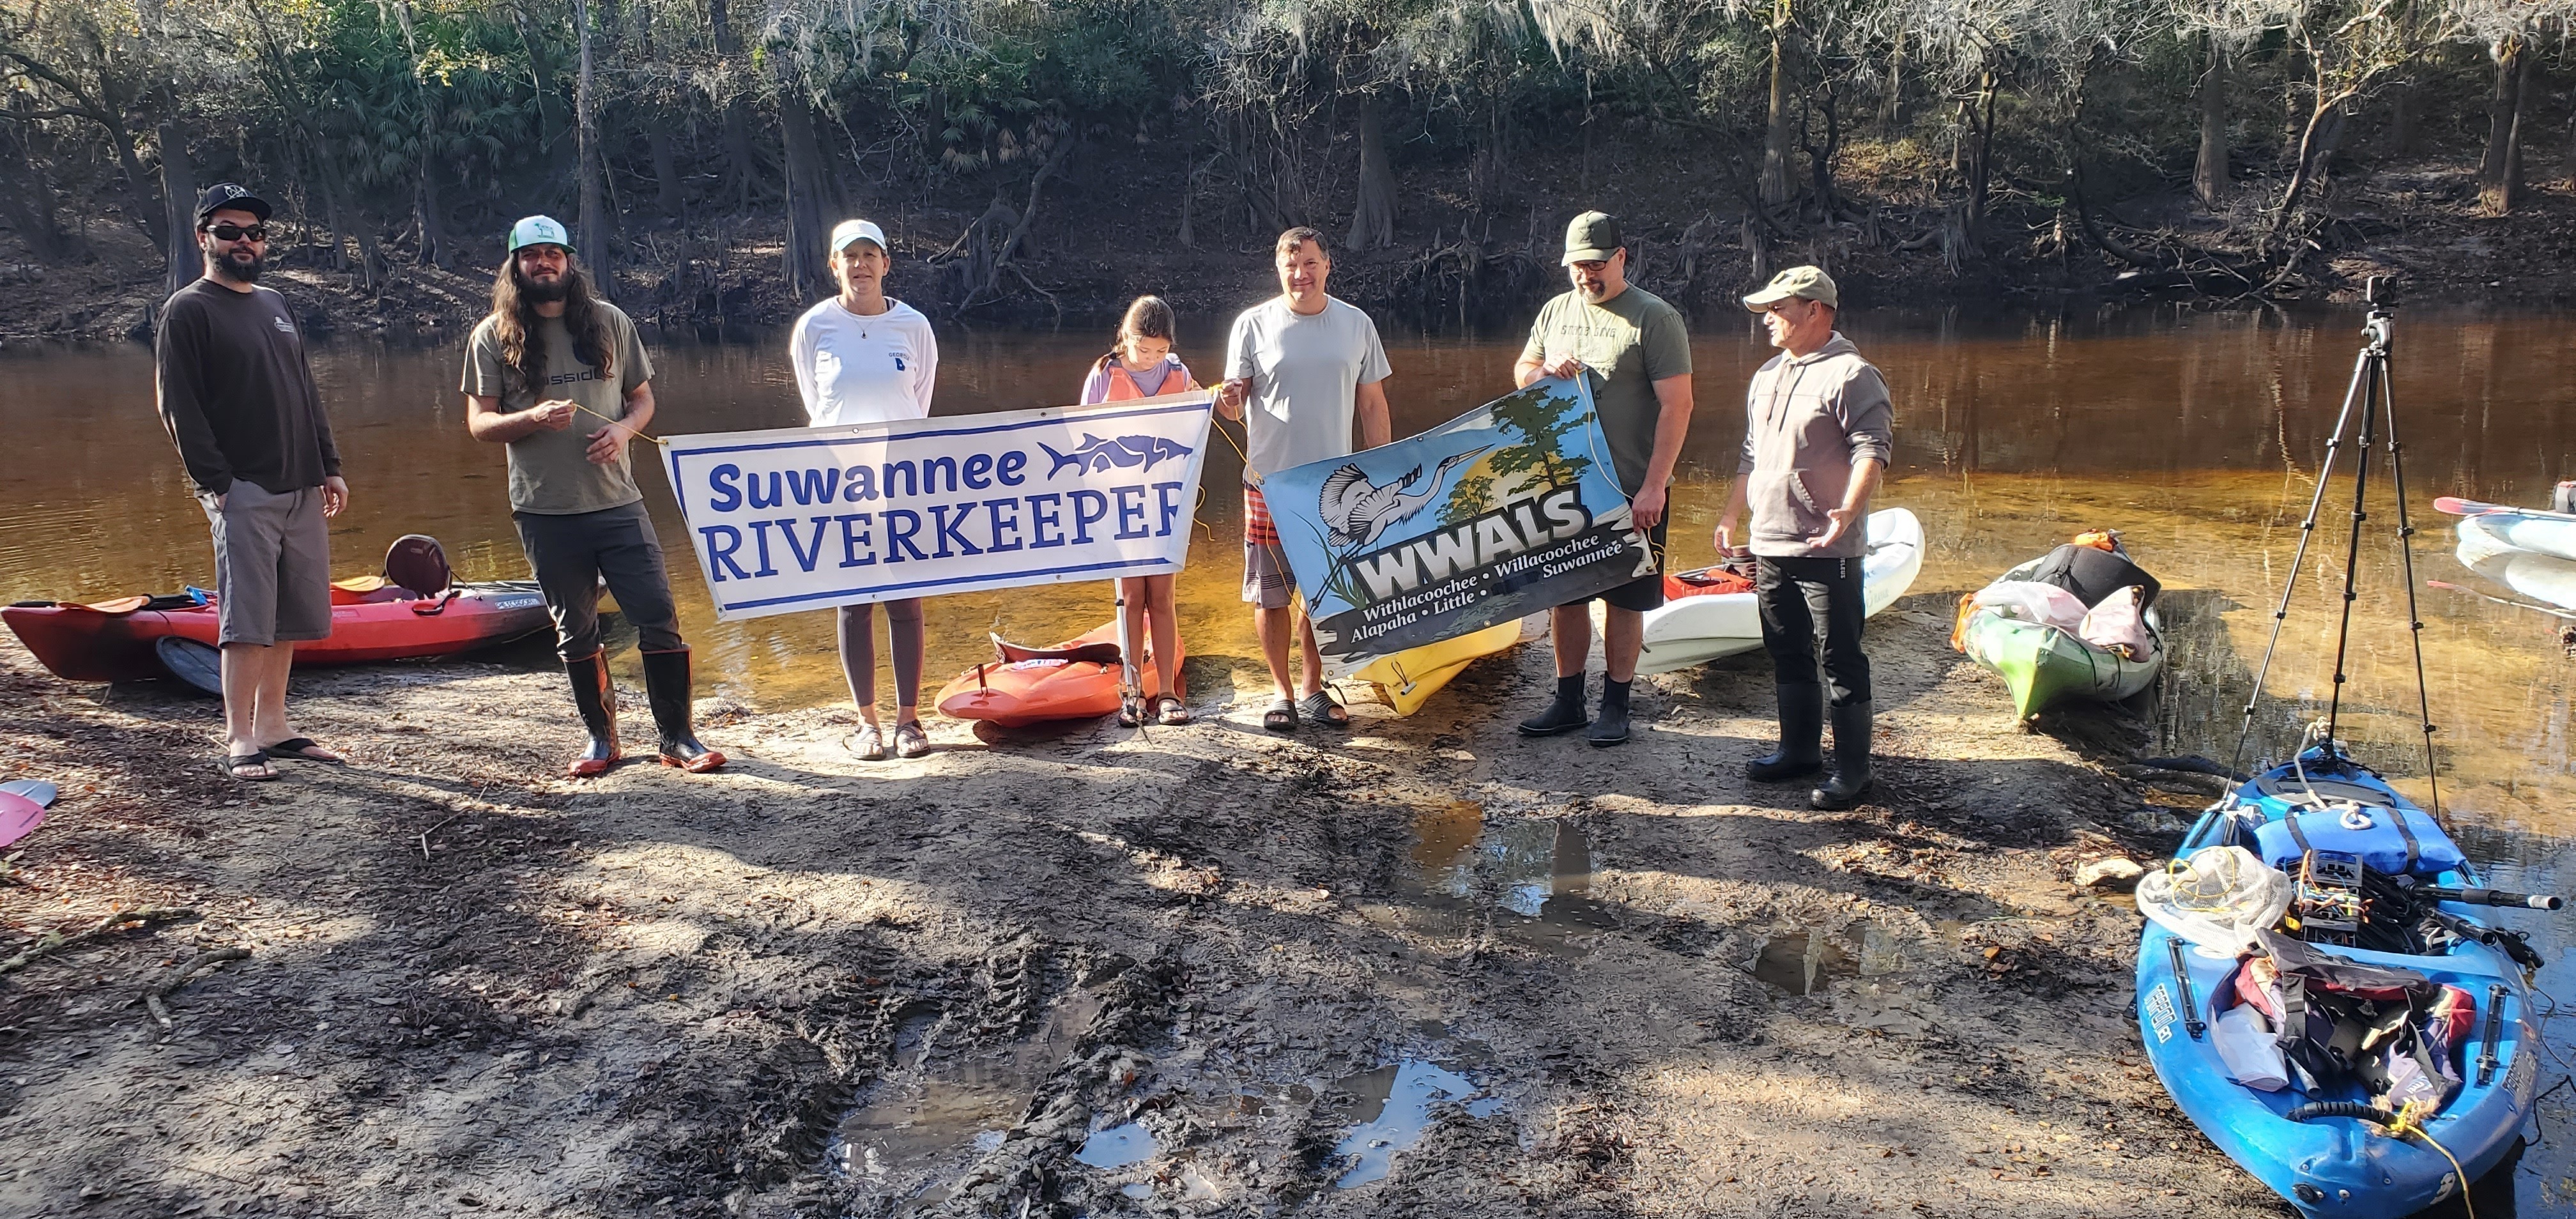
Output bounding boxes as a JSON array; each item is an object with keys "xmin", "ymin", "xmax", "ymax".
[{"xmin": 1713, "ymin": 267, "xmax": 1894, "ymax": 810}]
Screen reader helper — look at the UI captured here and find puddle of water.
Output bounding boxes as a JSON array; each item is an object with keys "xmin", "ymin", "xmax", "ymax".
[
  {"xmin": 1331, "ymin": 1059, "xmax": 1493, "ymax": 1188},
  {"xmin": 1120, "ymin": 1182, "xmax": 1153, "ymax": 1199},
  {"xmin": 1382, "ymin": 805, "xmax": 1616, "ymax": 951},
  {"xmin": 1751, "ymin": 926, "xmax": 1857, "ymax": 995},
  {"xmin": 1074, "ymin": 1121, "xmax": 1157, "ymax": 1169},
  {"xmin": 825, "ymin": 987, "xmax": 1103, "ymax": 1196}
]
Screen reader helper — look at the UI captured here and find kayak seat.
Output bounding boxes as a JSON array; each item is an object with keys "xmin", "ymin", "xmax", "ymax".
[
  {"xmin": 384, "ymin": 535, "xmax": 454, "ymax": 599},
  {"xmin": 2026, "ymin": 543, "xmax": 2161, "ymax": 610},
  {"xmin": 993, "ymin": 634, "xmax": 1123, "ymax": 666}
]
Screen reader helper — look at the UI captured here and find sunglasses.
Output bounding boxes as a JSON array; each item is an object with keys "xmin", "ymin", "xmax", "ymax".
[{"xmin": 203, "ymin": 222, "xmax": 268, "ymax": 243}]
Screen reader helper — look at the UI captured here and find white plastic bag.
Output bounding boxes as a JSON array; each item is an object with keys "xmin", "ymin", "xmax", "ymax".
[
  {"xmin": 2137, "ymin": 845, "xmax": 2293, "ymax": 957},
  {"xmin": 1971, "ymin": 580, "xmax": 2089, "ymax": 631}
]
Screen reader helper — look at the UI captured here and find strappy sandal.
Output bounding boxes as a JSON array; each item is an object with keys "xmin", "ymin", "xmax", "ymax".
[
  {"xmin": 849, "ymin": 725, "xmax": 889, "ymax": 762},
  {"xmin": 1118, "ymin": 696, "xmax": 1146, "ymax": 728},
  {"xmin": 1262, "ymin": 698, "xmax": 1298, "ymax": 733},
  {"xmin": 893, "ymin": 721, "xmax": 931, "ymax": 759},
  {"xmin": 1154, "ymin": 695, "xmax": 1190, "ymax": 726},
  {"xmin": 218, "ymin": 750, "xmax": 276, "ymax": 781},
  {"xmin": 1296, "ymin": 689, "xmax": 1349, "ymax": 729}
]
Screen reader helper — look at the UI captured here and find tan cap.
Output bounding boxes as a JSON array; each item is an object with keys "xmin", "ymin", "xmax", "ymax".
[
  {"xmin": 1561, "ymin": 211, "xmax": 1624, "ymax": 265},
  {"xmin": 1743, "ymin": 264, "xmax": 1838, "ymax": 310}
]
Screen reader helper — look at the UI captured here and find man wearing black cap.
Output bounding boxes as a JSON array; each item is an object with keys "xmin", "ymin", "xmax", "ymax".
[{"xmin": 155, "ymin": 183, "xmax": 352, "ymax": 781}]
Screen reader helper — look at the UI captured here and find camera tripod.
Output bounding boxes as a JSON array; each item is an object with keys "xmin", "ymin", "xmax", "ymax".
[{"xmin": 2228, "ymin": 277, "xmax": 2442, "ymax": 817}]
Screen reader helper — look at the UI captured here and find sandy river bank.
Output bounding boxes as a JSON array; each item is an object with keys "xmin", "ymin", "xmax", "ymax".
[{"xmin": 0, "ymin": 599, "xmax": 2435, "ymax": 1218}]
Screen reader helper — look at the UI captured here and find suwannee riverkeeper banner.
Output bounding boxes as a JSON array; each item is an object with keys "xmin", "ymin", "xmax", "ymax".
[
  {"xmin": 1261, "ymin": 376, "xmax": 1652, "ymax": 675},
  {"xmin": 659, "ymin": 394, "xmax": 1214, "ymax": 621}
]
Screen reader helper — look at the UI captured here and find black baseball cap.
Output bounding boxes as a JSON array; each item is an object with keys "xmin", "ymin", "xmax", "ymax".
[{"xmin": 195, "ymin": 183, "xmax": 273, "ymax": 224}]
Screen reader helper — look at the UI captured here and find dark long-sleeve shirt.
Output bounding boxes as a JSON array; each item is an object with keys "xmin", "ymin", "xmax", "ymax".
[{"xmin": 154, "ymin": 279, "xmax": 340, "ymax": 496}]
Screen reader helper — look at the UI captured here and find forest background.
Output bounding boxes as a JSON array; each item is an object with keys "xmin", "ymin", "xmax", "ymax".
[{"xmin": 4, "ymin": 0, "xmax": 2575, "ymax": 341}]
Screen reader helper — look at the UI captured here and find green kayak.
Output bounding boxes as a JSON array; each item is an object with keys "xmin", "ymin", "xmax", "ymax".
[{"xmin": 1956, "ymin": 549, "xmax": 2164, "ymax": 721}]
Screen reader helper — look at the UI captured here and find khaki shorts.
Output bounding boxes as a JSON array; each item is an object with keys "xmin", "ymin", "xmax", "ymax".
[
  {"xmin": 1242, "ymin": 538, "xmax": 1296, "ymax": 610},
  {"xmin": 199, "ymin": 481, "xmax": 332, "ymax": 646}
]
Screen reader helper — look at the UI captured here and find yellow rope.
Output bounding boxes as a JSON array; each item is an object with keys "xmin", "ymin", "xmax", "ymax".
[
  {"xmin": 569, "ymin": 401, "xmax": 666, "ymax": 446},
  {"xmin": 2383, "ymin": 1098, "xmax": 2474, "ymax": 1219}
]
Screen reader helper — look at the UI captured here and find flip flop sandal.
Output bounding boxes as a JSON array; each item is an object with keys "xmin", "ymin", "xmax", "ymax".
[
  {"xmin": 1296, "ymin": 689, "xmax": 1349, "ymax": 729},
  {"xmin": 218, "ymin": 751, "xmax": 277, "ymax": 781},
  {"xmin": 1155, "ymin": 696, "xmax": 1191, "ymax": 726},
  {"xmin": 893, "ymin": 721, "xmax": 931, "ymax": 759},
  {"xmin": 1262, "ymin": 698, "xmax": 1298, "ymax": 733},
  {"xmin": 848, "ymin": 726, "xmax": 889, "ymax": 762},
  {"xmin": 263, "ymin": 737, "xmax": 346, "ymax": 765}
]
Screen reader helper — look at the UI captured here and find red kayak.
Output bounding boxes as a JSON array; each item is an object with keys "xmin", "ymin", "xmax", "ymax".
[
  {"xmin": 3, "ymin": 579, "xmax": 551, "ymax": 683},
  {"xmin": 935, "ymin": 621, "xmax": 1162, "ymax": 728}
]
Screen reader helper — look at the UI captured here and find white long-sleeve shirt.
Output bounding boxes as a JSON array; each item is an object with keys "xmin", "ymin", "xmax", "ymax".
[{"xmin": 788, "ymin": 297, "xmax": 939, "ymax": 426}]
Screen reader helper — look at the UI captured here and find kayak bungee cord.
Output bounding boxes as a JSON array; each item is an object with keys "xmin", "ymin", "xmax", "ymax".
[
  {"xmin": 2226, "ymin": 277, "xmax": 2443, "ymax": 822},
  {"xmin": 2281, "ymin": 1100, "xmax": 2476, "ymax": 1219}
]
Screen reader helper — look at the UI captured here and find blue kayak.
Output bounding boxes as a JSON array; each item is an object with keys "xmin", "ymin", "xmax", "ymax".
[{"xmin": 2135, "ymin": 747, "xmax": 2541, "ymax": 1218}]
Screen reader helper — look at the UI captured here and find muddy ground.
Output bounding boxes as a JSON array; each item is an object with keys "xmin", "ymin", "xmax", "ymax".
[{"xmin": 0, "ymin": 597, "xmax": 2467, "ymax": 1218}]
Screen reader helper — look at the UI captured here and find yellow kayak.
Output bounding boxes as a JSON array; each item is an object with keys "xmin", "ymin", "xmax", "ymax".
[{"xmin": 1336, "ymin": 619, "xmax": 1526, "ymax": 717}]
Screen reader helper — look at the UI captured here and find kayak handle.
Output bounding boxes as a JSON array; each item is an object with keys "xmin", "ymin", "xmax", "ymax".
[
  {"xmin": 2286, "ymin": 1101, "xmax": 2396, "ymax": 1124},
  {"xmin": 2477, "ymin": 983, "xmax": 2505, "ymax": 1087}
]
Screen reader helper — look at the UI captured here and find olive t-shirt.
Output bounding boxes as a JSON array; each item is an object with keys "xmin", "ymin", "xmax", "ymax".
[
  {"xmin": 461, "ymin": 303, "xmax": 654, "ymax": 515},
  {"xmin": 1517, "ymin": 286, "xmax": 1692, "ymax": 494}
]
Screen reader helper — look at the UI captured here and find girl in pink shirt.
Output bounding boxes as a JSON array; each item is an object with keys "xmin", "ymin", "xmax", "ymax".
[{"xmin": 1080, "ymin": 296, "xmax": 1196, "ymax": 725}]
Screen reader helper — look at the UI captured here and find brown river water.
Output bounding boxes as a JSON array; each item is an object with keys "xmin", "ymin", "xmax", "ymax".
[{"xmin": 4, "ymin": 303, "xmax": 2574, "ymax": 1207}]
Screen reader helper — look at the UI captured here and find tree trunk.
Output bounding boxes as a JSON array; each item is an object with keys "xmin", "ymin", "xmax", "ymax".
[
  {"xmin": 708, "ymin": 0, "xmax": 759, "ymax": 211},
  {"xmin": 415, "ymin": 155, "xmax": 448, "ymax": 268},
  {"xmin": 2266, "ymin": 91, "xmax": 2354, "ymax": 254},
  {"xmin": 510, "ymin": 1, "xmax": 566, "ymax": 157},
  {"xmin": 2194, "ymin": 36, "xmax": 2228, "ymax": 210},
  {"xmin": 575, "ymin": 0, "xmax": 613, "ymax": 291},
  {"xmin": 1346, "ymin": 93, "xmax": 1396, "ymax": 251},
  {"xmin": 1880, "ymin": 31, "xmax": 1905, "ymax": 132},
  {"xmin": 649, "ymin": 123, "xmax": 686, "ymax": 215},
  {"xmin": 2478, "ymin": 37, "xmax": 2528, "ymax": 215},
  {"xmin": 0, "ymin": 112, "xmax": 74, "ymax": 263},
  {"xmin": 156, "ymin": 111, "xmax": 196, "ymax": 296},
  {"xmin": 1965, "ymin": 72, "xmax": 1997, "ymax": 238},
  {"xmin": 1759, "ymin": 5, "xmax": 1794, "ymax": 207},
  {"xmin": 776, "ymin": 73, "xmax": 832, "ymax": 303}
]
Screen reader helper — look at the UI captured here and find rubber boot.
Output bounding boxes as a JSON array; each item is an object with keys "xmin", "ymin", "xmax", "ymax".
[
  {"xmin": 1517, "ymin": 673, "xmax": 1590, "ymax": 737},
  {"xmin": 641, "ymin": 648, "xmax": 727, "ymax": 773},
  {"xmin": 1588, "ymin": 679, "xmax": 1632, "ymax": 747},
  {"xmin": 1746, "ymin": 683, "xmax": 1825, "ymax": 783},
  {"xmin": 1811, "ymin": 700, "xmax": 1876, "ymax": 810},
  {"xmin": 565, "ymin": 652, "xmax": 621, "ymax": 778}
]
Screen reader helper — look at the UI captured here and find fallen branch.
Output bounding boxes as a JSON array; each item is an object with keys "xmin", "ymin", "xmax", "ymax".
[
  {"xmin": 418, "ymin": 813, "xmax": 463, "ymax": 862},
  {"xmin": 144, "ymin": 946, "xmax": 250, "ymax": 1031},
  {"xmin": 0, "ymin": 905, "xmax": 198, "ymax": 976}
]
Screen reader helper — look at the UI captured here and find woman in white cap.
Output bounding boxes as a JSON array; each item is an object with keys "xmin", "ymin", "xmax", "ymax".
[{"xmin": 788, "ymin": 219, "xmax": 940, "ymax": 760}]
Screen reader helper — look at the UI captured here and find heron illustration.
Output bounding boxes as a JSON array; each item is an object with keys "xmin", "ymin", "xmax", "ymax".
[{"xmin": 1316, "ymin": 447, "xmax": 1491, "ymax": 550}]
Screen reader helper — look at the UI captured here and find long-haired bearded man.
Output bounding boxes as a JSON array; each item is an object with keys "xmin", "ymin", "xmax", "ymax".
[{"xmin": 459, "ymin": 215, "xmax": 724, "ymax": 777}]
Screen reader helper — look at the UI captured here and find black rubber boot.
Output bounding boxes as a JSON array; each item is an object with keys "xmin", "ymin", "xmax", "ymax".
[
  {"xmin": 641, "ymin": 648, "xmax": 727, "ymax": 773},
  {"xmin": 1811, "ymin": 700, "xmax": 1876, "ymax": 810},
  {"xmin": 1746, "ymin": 683, "xmax": 1825, "ymax": 783},
  {"xmin": 1588, "ymin": 678, "xmax": 1632, "ymax": 747},
  {"xmin": 1518, "ymin": 673, "xmax": 1590, "ymax": 737},
  {"xmin": 565, "ymin": 652, "xmax": 620, "ymax": 778}
]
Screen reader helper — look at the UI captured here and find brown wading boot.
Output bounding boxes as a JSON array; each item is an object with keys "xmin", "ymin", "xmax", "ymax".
[
  {"xmin": 642, "ymin": 648, "xmax": 727, "ymax": 772},
  {"xmin": 565, "ymin": 652, "xmax": 621, "ymax": 778}
]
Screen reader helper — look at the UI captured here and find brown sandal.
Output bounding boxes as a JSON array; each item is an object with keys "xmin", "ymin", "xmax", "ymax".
[{"xmin": 1154, "ymin": 695, "xmax": 1190, "ymax": 726}]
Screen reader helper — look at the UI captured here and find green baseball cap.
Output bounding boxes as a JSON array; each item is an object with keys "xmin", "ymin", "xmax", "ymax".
[
  {"xmin": 1744, "ymin": 265, "xmax": 1839, "ymax": 310},
  {"xmin": 1562, "ymin": 211, "xmax": 1624, "ymax": 265},
  {"xmin": 508, "ymin": 215, "xmax": 571, "ymax": 252}
]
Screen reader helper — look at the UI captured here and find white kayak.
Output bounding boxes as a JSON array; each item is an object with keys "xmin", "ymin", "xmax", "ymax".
[
  {"xmin": 2457, "ymin": 514, "xmax": 2576, "ymax": 610},
  {"xmin": 2437, "ymin": 496, "xmax": 2576, "ymax": 564},
  {"xmin": 1619, "ymin": 507, "xmax": 1924, "ymax": 676}
]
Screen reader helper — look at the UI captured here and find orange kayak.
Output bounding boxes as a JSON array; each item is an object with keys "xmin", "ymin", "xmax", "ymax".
[
  {"xmin": 3, "ymin": 579, "xmax": 551, "ymax": 684},
  {"xmin": 934, "ymin": 620, "xmax": 1162, "ymax": 728}
]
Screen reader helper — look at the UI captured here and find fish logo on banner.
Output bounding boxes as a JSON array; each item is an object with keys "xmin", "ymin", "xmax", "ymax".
[
  {"xmin": 1261, "ymin": 377, "xmax": 1653, "ymax": 675},
  {"xmin": 659, "ymin": 394, "xmax": 1214, "ymax": 620}
]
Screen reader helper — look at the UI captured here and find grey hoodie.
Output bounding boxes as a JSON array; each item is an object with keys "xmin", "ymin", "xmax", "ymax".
[{"xmin": 1735, "ymin": 333, "xmax": 1894, "ymax": 559}]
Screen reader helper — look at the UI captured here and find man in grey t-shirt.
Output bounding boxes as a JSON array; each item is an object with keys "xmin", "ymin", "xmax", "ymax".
[
  {"xmin": 1218, "ymin": 227, "xmax": 1393, "ymax": 733},
  {"xmin": 462, "ymin": 215, "xmax": 723, "ymax": 778}
]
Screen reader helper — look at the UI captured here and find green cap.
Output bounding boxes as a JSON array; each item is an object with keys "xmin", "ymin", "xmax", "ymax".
[
  {"xmin": 1561, "ymin": 211, "xmax": 1624, "ymax": 265},
  {"xmin": 1743, "ymin": 264, "xmax": 1838, "ymax": 310},
  {"xmin": 508, "ymin": 215, "xmax": 571, "ymax": 252}
]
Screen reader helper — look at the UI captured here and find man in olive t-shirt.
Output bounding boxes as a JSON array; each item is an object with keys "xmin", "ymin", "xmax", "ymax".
[
  {"xmin": 1510, "ymin": 211, "xmax": 1694, "ymax": 747},
  {"xmin": 461, "ymin": 215, "xmax": 723, "ymax": 778}
]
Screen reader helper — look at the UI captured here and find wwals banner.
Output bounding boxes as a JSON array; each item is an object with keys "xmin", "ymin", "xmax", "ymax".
[
  {"xmin": 1261, "ymin": 376, "xmax": 1652, "ymax": 674},
  {"xmin": 660, "ymin": 394, "xmax": 1213, "ymax": 620}
]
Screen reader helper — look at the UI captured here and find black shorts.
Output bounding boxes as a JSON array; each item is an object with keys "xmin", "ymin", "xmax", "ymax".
[{"xmin": 1586, "ymin": 518, "xmax": 1667, "ymax": 613}]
